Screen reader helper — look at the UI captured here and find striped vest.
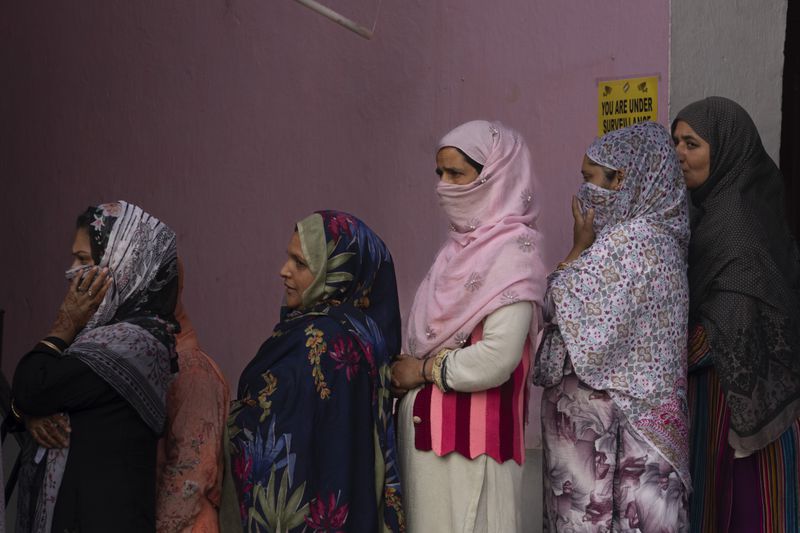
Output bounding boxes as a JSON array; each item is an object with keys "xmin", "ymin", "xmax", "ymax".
[{"xmin": 412, "ymin": 324, "xmax": 531, "ymax": 465}]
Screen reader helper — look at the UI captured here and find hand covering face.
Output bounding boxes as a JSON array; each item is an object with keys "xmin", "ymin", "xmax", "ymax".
[{"xmin": 535, "ymin": 121, "xmax": 692, "ymax": 488}]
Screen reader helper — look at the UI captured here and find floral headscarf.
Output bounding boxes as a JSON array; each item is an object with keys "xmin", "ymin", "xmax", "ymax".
[
  {"xmin": 535, "ymin": 122, "xmax": 692, "ymax": 488},
  {"xmin": 20, "ymin": 201, "xmax": 178, "ymax": 533},
  {"xmin": 68, "ymin": 200, "xmax": 179, "ymax": 430},
  {"xmin": 230, "ymin": 210, "xmax": 404, "ymax": 532},
  {"xmin": 82, "ymin": 201, "xmax": 179, "ymax": 343}
]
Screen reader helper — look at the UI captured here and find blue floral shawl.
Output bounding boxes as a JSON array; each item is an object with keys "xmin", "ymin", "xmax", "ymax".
[{"xmin": 229, "ymin": 211, "xmax": 404, "ymax": 532}]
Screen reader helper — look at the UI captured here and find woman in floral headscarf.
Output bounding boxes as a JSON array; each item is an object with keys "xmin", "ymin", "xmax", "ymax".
[
  {"xmin": 12, "ymin": 201, "xmax": 179, "ymax": 533},
  {"xmin": 228, "ymin": 210, "xmax": 404, "ymax": 532},
  {"xmin": 534, "ymin": 121, "xmax": 691, "ymax": 532},
  {"xmin": 391, "ymin": 120, "xmax": 546, "ymax": 532}
]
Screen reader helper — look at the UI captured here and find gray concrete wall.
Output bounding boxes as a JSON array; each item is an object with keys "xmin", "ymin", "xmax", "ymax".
[{"xmin": 670, "ymin": 0, "xmax": 788, "ymax": 160}]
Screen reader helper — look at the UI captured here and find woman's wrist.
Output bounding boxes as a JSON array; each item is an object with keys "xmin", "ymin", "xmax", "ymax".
[
  {"xmin": 566, "ymin": 238, "xmax": 594, "ymax": 261},
  {"xmin": 38, "ymin": 336, "xmax": 69, "ymax": 355},
  {"xmin": 45, "ymin": 325, "xmax": 77, "ymax": 347},
  {"xmin": 422, "ymin": 358, "xmax": 433, "ymax": 384}
]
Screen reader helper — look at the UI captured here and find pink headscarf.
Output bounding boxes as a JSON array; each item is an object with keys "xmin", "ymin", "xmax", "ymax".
[{"xmin": 405, "ymin": 120, "xmax": 546, "ymax": 358}]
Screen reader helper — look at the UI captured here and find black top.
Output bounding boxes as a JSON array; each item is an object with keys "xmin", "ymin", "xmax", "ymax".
[{"xmin": 12, "ymin": 344, "xmax": 158, "ymax": 533}]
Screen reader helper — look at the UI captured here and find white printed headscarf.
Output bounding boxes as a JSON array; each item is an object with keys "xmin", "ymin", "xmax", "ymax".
[{"xmin": 535, "ymin": 121, "xmax": 692, "ymax": 488}]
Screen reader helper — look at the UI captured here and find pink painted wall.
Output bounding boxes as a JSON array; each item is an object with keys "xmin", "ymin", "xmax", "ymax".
[{"xmin": 0, "ymin": 1, "xmax": 670, "ymax": 387}]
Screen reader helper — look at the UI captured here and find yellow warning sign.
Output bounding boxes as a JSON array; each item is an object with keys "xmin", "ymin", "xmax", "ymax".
[{"xmin": 597, "ymin": 76, "xmax": 658, "ymax": 136}]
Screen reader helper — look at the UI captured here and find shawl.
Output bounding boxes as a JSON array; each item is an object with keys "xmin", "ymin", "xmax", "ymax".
[
  {"xmin": 229, "ymin": 211, "xmax": 404, "ymax": 532},
  {"xmin": 674, "ymin": 96, "xmax": 800, "ymax": 452},
  {"xmin": 19, "ymin": 201, "xmax": 177, "ymax": 533},
  {"xmin": 534, "ymin": 121, "xmax": 692, "ymax": 488},
  {"xmin": 405, "ymin": 120, "xmax": 546, "ymax": 358},
  {"xmin": 69, "ymin": 200, "xmax": 178, "ymax": 431}
]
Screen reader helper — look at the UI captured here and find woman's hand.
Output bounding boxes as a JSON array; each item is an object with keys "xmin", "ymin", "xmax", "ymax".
[
  {"xmin": 391, "ymin": 355, "xmax": 427, "ymax": 394},
  {"xmin": 564, "ymin": 196, "xmax": 596, "ymax": 262},
  {"xmin": 49, "ymin": 267, "xmax": 112, "ymax": 344},
  {"xmin": 26, "ymin": 413, "xmax": 71, "ymax": 449}
]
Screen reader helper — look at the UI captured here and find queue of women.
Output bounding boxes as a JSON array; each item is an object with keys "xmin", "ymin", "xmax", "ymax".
[{"xmin": 7, "ymin": 96, "xmax": 800, "ymax": 532}]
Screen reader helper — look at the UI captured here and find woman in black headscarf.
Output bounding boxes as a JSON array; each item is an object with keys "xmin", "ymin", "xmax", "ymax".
[
  {"xmin": 672, "ymin": 97, "xmax": 800, "ymax": 532},
  {"xmin": 12, "ymin": 201, "xmax": 178, "ymax": 533}
]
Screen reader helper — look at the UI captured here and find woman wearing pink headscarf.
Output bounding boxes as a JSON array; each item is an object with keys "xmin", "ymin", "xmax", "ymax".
[{"xmin": 391, "ymin": 120, "xmax": 546, "ymax": 532}]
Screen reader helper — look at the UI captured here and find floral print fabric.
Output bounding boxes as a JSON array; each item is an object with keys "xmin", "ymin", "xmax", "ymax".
[
  {"xmin": 18, "ymin": 202, "xmax": 179, "ymax": 533},
  {"xmin": 81, "ymin": 201, "xmax": 180, "ymax": 346},
  {"xmin": 542, "ymin": 372, "xmax": 688, "ymax": 532},
  {"xmin": 229, "ymin": 211, "xmax": 404, "ymax": 532},
  {"xmin": 156, "ymin": 320, "xmax": 230, "ymax": 533},
  {"xmin": 534, "ymin": 122, "xmax": 691, "ymax": 488}
]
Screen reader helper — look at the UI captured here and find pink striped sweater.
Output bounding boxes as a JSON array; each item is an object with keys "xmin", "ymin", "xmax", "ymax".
[{"xmin": 412, "ymin": 324, "xmax": 531, "ymax": 465}]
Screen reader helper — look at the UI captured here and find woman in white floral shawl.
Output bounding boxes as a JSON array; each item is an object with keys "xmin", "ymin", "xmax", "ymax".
[{"xmin": 534, "ymin": 122, "xmax": 691, "ymax": 532}]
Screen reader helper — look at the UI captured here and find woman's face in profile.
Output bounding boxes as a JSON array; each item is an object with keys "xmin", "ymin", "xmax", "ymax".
[
  {"xmin": 71, "ymin": 227, "xmax": 94, "ymax": 269},
  {"xmin": 581, "ymin": 155, "xmax": 623, "ymax": 191},
  {"xmin": 672, "ymin": 120, "xmax": 711, "ymax": 189},
  {"xmin": 279, "ymin": 231, "xmax": 315, "ymax": 309},
  {"xmin": 436, "ymin": 147, "xmax": 480, "ymax": 185}
]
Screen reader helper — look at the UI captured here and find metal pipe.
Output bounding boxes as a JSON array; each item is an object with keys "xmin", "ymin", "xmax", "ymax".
[{"xmin": 293, "ymin": 0, "xmax": 375, "ymax": 40}]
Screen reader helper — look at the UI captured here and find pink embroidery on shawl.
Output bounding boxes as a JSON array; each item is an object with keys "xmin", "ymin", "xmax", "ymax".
[{"xmin": 404, "ymin": 121, "xmax": 546, "ymax": 360}]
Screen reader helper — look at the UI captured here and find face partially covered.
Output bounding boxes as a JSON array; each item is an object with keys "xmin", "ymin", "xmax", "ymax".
[
  {"xmin": 672, "ymin": 120, "xmax": 711, "ymax": 189},
  {"xmin": 436, "ymin": 147, "xmax": 480, "ymax": 185},
  {"xmin": 279, "ymin": 231, "xmax": 315, "ymax": 309},
  {"xmin": 581, "ymin": 155, "xmax": 624, "ymax": 191},
  {"xmin": 71, "ymin": 227, "xmax": 95, "ymax": 268},
  {"xmin": 64, "ymin": 227, "xmax": 96, "ymax": 282}
]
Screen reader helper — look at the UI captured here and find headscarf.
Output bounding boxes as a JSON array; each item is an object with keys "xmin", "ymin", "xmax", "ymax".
[
  {"xmin": 534, "ymin": 121, "xmax": 691, "ymax": 488},
  {"xmin": 68, "ymin": 200, "xmax": 178, "ymax": 431},
  {"xmin": 230, "ymin": 211, "xmax": 404, "ymax": 532},
  {"xmin": 673, "ymin": 96, "xmax": 800, "ymax": 452},
  {"xmin": 21, "ymin": 201, "xmax": 178, "ymax": 533},
  {"xmin": 405, "ymin": 120, "xmax": 546, "ymax": 358}
]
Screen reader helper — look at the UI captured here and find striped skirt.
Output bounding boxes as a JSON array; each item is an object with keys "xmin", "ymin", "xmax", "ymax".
[{"xmin": 688, "ymin": 327, "xmax": 800, "ymax": 532}]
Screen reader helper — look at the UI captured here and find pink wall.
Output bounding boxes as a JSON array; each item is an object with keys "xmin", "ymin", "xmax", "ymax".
[{"xmin": 0, "ymin": 1, "xmax": 670, "ymax": 387}]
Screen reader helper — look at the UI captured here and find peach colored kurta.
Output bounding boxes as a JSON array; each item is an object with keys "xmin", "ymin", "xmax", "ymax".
[{"xmin": 156, "ymin": 317, "xmax": 230, "ymax": 533}]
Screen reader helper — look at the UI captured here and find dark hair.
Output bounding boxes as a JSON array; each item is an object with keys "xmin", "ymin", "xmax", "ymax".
[
  {"xmin": 456, "ymin": 148, "xmax": 485, "ymax": 175},
  {"xmin": 76, "ymin": 210, "xmax": 103, "ymax": 264}
]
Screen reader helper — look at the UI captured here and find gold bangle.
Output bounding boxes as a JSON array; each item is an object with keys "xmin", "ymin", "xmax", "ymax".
[
  {"xmin": 431, "ymin": 349, "xmax": 450, "ymax": 391},
  {"xmin": 10, "ymin": 399, "xmax": 23, "ymax": 421},
  {"xmin": 39, "ymin": 339, "xmax": 63, "ymax": 355}
]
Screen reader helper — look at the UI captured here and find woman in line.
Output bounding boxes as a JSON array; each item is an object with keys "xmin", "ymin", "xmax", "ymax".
[
  {"xmin": 391, "ymin": 120, "xmax": 545, "ymax": 532},
  {"xmin": 229, "ymin": 210, "xmax": 404, "ymax": 532},
  {"xmin": 13, "ymin": 201, "xmax": 178, "ymax": 532},
  {"xmin": 673, "ymin": 97, "xmax": 800, "ymax": 532},
  {"xmin": 156, "ymin": 259, "xmax": 230, "ymax": 533},
  {"xmin": 535, "ymin": 121, "xmax": 691, "ymax": 532}
]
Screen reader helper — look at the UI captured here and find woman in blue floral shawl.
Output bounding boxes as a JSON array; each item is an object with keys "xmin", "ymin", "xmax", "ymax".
[{"xmin": 229, "ymin": 210, "xmax": 404, "ymax": 532}]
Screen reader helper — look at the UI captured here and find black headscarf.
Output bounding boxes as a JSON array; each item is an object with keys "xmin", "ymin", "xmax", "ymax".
[{"xmin": 673, "ymin": 96, "xmax": 800, "ymax": 452}]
